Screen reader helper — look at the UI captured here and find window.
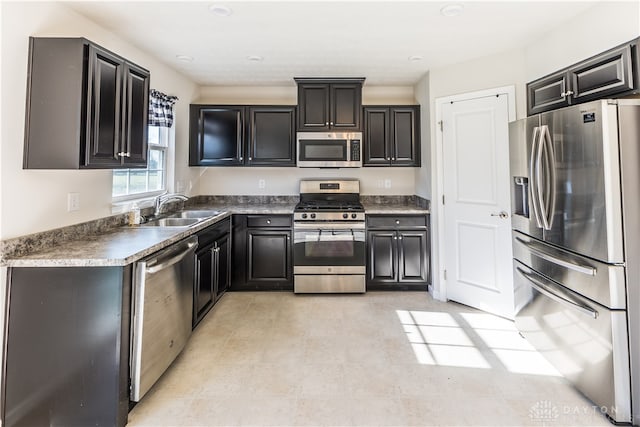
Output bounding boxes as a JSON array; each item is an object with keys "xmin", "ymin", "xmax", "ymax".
[{"xmin": 112, "ymin": 126, "xmax": 168, "ymax": 199}]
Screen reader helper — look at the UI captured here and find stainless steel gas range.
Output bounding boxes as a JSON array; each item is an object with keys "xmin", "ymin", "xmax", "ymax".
[{"xmin": 293, "ymin": 179, "xmax": 366, "ymax": 293}]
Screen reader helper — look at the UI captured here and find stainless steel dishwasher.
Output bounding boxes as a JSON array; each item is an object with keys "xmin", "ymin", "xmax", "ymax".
[{"xmin": 130, "ymin": 236, "xmax": 197, "ymax": 402}]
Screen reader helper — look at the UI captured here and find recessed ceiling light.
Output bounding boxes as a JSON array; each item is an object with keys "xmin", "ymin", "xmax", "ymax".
[
  {"xmin": 209, "ymin": 4, "xmax": 233, "ymax": 16},
  {"xmin": 175, "ymin": 55, "xmax": 194, "ymax": 62},
  {"xmin": 440, "ymin": 3, "xmax": 464, "ymax": 17},
  {"xmin": 246, "ymin": 55, "xmax": 264, "ymax": 62},
  {"xmin": 408, "ymin": 55, "xmax": 423, "ymax": 62}
]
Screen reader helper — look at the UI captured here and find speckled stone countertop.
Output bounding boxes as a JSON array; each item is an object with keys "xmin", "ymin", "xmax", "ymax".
[
  {"xmin": 3, "ymin": 198, "xmax": 428, "ymax": 268},
  {"xmin": 4, "ymin": 204, "xmax": 296, "ymax": 268}
]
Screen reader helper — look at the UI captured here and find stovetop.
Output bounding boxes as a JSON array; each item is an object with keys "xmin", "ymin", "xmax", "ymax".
[{"xmin": 294, "ymin": 201, "xmax": 364, "ymax": 212}]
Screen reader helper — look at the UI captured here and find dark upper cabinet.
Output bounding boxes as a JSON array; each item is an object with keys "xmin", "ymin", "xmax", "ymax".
[
  {"xmin": 363, "ymin": 106, "xmax": 420, "ymax": 167},
  {"xmin": 24, "ymin": 37, "xmax": 149, "ymax": 169},
  {"xmin": 248, "ymin": 106, "xmax": 296, "ymax": 166},
  {"xmin": 189, "ymin": 105, "xmax": 296, "ymax": 166},
  {"xmin": 366, "ymin": 215, "xmax": 429, "ymax": 290},
  {"xmin": 295, "ymin": 78, "xmax": 364, "ymax": 131},
  {"xmin": 189, "ymin": 106, "xmax": 245, "ymax": 166},
  {"xmin": 527, "ymin": 38, "xmax": 640, "ymax": 115}
]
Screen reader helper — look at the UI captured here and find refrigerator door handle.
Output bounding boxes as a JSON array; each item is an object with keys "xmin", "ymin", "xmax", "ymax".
[
  {"xmin": 516, "ymin": 267, "xmax": 599, "ymax": 319},
  {"xmin": 534, "ymin": 126, "xmax": 550, "ymax": 229},
  {"xmin": 541, "ymin": 125, "xmax": 557, "ymax": 230},
  {"xmin": 515, "ymin": 236, "xmax": 597, "ymax": 276},
  {"xmin": 529, "ymin": 126, "xmax": 544, "ymax": 228}
]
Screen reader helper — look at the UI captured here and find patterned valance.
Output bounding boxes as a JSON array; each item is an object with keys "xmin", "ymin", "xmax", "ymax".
[{"xmin": 148, "ymin": 89, "xmax": 178, "ymax": 127}]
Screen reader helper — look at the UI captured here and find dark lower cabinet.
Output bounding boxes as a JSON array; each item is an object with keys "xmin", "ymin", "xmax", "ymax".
[
  {"xmin": 3, "ymin": 266, "xmax": 131, "ymax": 427},
  {"xmin": 367, "ymin": 215, "xmax": 429, "ymax": 290},
  {"xmin": 193, "ymin": 218, "xmax": 231, "ymax": 327},
  {"xmin": 231, "ymin": 215, "xmax": 293, "ymax": 291}
]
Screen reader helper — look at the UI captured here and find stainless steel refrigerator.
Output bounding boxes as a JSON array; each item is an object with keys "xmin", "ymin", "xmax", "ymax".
[{"xmin": 510, "ymin": 99, "xmax": 639, "ymax": 425}]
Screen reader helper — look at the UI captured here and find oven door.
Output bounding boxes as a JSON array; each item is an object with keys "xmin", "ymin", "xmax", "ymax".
[{"xmin": 293, "ymin": 222, "xmax": 366, "ymax": 274}]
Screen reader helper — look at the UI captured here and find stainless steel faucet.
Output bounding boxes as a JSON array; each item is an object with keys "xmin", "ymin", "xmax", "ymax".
[{"xmin": 154, "ymin": 192, "xmax": 189, "ymax": 216}]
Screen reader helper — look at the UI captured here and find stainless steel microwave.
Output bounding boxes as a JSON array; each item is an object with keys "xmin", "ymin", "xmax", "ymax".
[{"xmin": 296, "ymin": 132, "xmax": 362, "ymax": 168}]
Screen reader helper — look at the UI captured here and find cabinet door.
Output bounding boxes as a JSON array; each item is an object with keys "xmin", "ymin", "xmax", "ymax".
[
  {"xmin": 330, "ymin": 83, "xmax": 362, "ymax": 130},
  {"xmin": 85, "ymin": 45, "xmax": 124, "ymax": 167},
  {"xmin": 570, "ymin": 44, "xmax": 634, "ymax": 103},
  {"xmin": 247, "ymin": 229, "xmax": 292, "ymax": 284},
  {"xmin": 397, "ymin": 230, "xmax": 428, "ymax": 283},
  {"xmin": 527, "ymin": 71, "xmax": 570, "ymax": 115},
  {"xmin": 189, "ymin": 106, "xmax": 245, "ymax": 166},
  {"xmin": 367, "ymin": 230, "xmax": 397, "ymax": 283},
  {"xmin": 122, "ymin": 63, "xmax": 149, "ymax": 167},
  {"xmin": 391, "ymin": 107, "xmax": 420, "ymax": 166},
  {"xmin": 214, "ymin": 232, "xmax": 231, "ymax": 300},
  {"xmin": 297, "ymin": 84, "xmax": 330, "ymax": 130},
  {"xmin": 248, "ymin": 106, "xmax": 296, "ymax": 166},
  {"xmin": 194, "ymin": 245, "xmax": 215, "ymax": 326},
  {"xmin": 363, "ymin": 107, "xmax": 390, "ymax": 165}
]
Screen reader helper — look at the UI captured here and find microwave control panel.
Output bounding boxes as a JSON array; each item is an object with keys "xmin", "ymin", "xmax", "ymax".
[{"xmin": 351, "ymin": 140, "xmax": 361, "ymax": 161}]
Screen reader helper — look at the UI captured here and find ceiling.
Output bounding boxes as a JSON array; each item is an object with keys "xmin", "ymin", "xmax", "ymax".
[{"xmin": 63, "ymin": 1, "xmax": 602, "ymax": 87}]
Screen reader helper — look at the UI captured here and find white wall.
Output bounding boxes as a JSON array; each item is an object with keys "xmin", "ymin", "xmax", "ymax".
[
  {"xmin": 525, "ymin": 1, "xmax": 640, "ymax": 81},
  {"xmin": 0, "ymin": 1, "xmax": 199, "ymax": 239},
  {"xmin": 194, "ymin": 85, "xmax": 419, "ymax": 196},
  {"xmin": 413, "ymin": 72, "xmax": 430, "ymax": 199}
]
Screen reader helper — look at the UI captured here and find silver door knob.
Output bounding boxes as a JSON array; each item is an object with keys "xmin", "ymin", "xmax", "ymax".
[{"xmin": 491, "ymin": 211, "xmax": 509, "ymax": 219}]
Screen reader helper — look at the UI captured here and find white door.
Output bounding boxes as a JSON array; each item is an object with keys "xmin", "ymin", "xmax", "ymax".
[{"xmin": 441, "ymin": 94, "xmax": 514, "ymax": 319}]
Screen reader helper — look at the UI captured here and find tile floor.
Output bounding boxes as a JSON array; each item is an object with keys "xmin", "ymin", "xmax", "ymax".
[{"xmin": 128, "ymin": 292, "xmax": 611, "ymax": 426}]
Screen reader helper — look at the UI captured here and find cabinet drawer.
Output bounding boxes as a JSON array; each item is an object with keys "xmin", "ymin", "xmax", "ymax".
[
  {"xmin": 367, "ymin": 215, "xmax": 427, "ymax": 228},
  {"xmin": 247, "ymin": 215, "xmax": 292, "ymax": 228}
]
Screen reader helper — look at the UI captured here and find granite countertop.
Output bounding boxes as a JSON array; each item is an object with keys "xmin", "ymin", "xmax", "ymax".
[{"xmin": 4, "ymin": 201, "xmax": 428, "ymax": 268}]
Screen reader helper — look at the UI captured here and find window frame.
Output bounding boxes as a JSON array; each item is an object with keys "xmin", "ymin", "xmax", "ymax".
[{"xmin": 112, "ymin": 125, "xmax": 169, "ymax": 203}]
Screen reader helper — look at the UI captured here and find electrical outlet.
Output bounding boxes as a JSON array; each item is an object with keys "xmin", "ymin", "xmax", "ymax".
[
  {"xmin": 67, "ymin": 193, "xmax": 80, "ymax": 212},
  {"xmin": 258, "ymin": 179, "xmax": 266, "ymax": 189},
  {"xmin": 384, "ymin": 179, "xmax": 391, "ymax": 189}
]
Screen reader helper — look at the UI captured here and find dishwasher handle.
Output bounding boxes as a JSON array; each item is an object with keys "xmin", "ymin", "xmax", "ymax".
[{"xmin": 146, "ymin": 237, "xmax": 198, "ymax": 274}]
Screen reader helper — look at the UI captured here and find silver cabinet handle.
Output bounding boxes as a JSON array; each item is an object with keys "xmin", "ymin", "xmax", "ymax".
[
  {"xmin": 239, "ymin": 157, "xmax": 243, "ymax": 161},
  {"xmin": 393, "ymin": 236, "xmax": 398, "ymax": 240},
  {"xmin": 266, "ymin": 219, "xmax": 271, "ymax": 224},
  {"xmin": 117, "ymin": 152, "xmax": 131, "ymax": 157},
  {"xmin": 392, "ymin": 157, "xmax": 396, "ymax": 161},
  {"xmin": 395, "ymin": 220, "xmax": 400, "ymax": 225},
  {"xmin": 325, "ymin": 122, "xmax": 329, "ymax": 126},
  {"xmin": 516, "ymin": 266, "xmax": 598, "ymax": 318},
  {"xmin": 491, "ymin": 211, "xmax": 509, "ymax": 219},
  {"xmin": 248, "ymin": 157, "xmax": 252, "ymax": 161},
  {"xmin": 560, "ymin": 90, "xmax": 574, "ymax": 97},
  {"xmin": 330, "ymin": 122, "xmax": 334, "ymax": 126},
  {"xmin": 398, "ymin": 235, "xmax": 403, "ymax": 240}
]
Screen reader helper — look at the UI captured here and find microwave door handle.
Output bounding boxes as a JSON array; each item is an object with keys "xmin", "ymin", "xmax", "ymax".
[
  {"xmin": 542, "ymin": 125, "xmax": 557, "ymax": 230},
  {"xmin": 529, "ymin": 126, "xmax": 544, "ymax": 228},
  {"xmin": 515, "ymin": 237, "xmax": 597, "ymax": 276},
  {"xmin": 516, "ymin": 267, "xmax": 598, "ymax": 319}
]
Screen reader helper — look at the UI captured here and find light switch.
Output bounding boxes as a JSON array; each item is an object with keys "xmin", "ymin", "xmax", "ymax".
[{"xmin": 68, "ymin": 193, "xmax": 80, "ymax": 211}]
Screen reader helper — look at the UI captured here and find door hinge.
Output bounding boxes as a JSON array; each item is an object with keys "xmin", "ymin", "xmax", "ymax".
[
  {"xmin": 442, "ymin": 195, "xmax": 445, "ymax": 205},
  {"xmin": 438, "ymin": 120, "xmax": 443, "ymax": 132},
  {"xmin": 443, "ymin": 270, "xmax": 447, "ymax": 280}
]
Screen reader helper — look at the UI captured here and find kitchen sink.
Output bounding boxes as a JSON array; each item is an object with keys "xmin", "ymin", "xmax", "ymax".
[
  {"xmin": 167, "ymin": 210, "xmax": 221, "ymax": 219},
  {"xmin": 140, "ymin": 217, "xmax": 202, "ymax": 227}
]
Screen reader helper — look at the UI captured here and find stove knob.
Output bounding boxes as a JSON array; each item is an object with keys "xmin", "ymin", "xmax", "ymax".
[
  {"xmin": 343, "ymin": 213, "xmax": 349, "ymax": 219},
  {"xmin": 311, "ymin": 213, "xmax": 316, "ymax": 219},
  {"xmin": 351, "ymin": 213, "xmax": 357, "ymax": 219},
  {"xmin": 301, "ymin": 213, "xmax": 308, "ymax": 219}
]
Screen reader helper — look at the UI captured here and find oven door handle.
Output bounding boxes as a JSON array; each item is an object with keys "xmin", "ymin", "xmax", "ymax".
[{"xmin": 294, "ymin": 222, "xmax": 365, "ymax": 230}]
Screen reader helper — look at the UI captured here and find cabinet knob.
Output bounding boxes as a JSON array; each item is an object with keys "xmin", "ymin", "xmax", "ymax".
[
  {"xmin": 266, "ymin": 219, "xmax": 271, "ymax": 224},
  {"xmin": 395, "ymin": 220, "xmax": 400, "ymax": 225},
  {"xmin": 398, "ymin": 235, "xmax": 403, "ymax": 240},
  {"xmin": 392, "ymin": 157, "xmax": 396, "ymax": 161},
  {"xmin": 117, "ymin": 152, "xmax": 130, "ymax": 157},
  {"xmin": 560, "ymin": 90, "xmax": 574, "ymax": 97},
  {"xmin": 394, "ymin": 236, "xmax": 398, "ymax": 240},
  {"xmin": 325, "ymin": 122, "xmax": 329, "ymax": 126},
  {"xmin": 330, "ymin": 122, "xmax": 334, "ymax": 126},
  {"xmin": 239, "ymin": 157, "xmax": 243, "ymax": 161},
  {"xmin": 387, "ymin": 157, "xmax": 391, "ymax": 161},
  {"xmin": 249, "ymin": 157, "xmax": 252, "ymax": 161}
]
